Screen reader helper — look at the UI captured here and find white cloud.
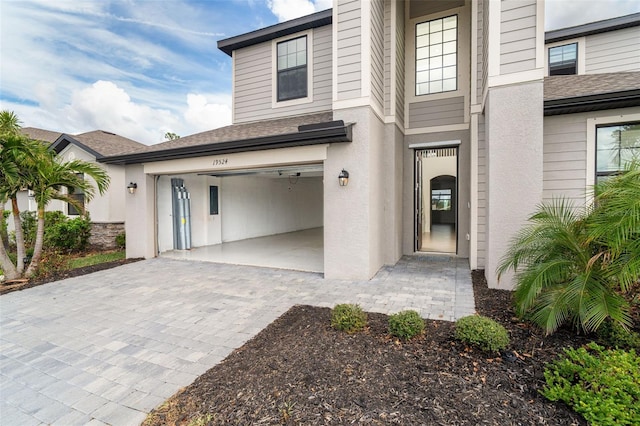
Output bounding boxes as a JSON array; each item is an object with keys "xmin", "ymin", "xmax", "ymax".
[
  {"xmin": 184, "ymin": 94, "xmax": 233, "ymax": 133},
  {"xmin": 546, "ymin": 0, "xmax": 640, "ymax": 30},
  {"xmin": 267, "ymin": 0, "xmax": 332, "ymax": 22}
]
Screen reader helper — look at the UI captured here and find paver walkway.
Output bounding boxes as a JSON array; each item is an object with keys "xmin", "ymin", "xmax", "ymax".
[{"xmin": 0, "ymin": 255, "xmax": 475, "ymax": 425}]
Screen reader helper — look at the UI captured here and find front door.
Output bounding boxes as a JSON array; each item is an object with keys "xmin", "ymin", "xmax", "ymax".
[{"xmin": 414, "ymin": 151, "xmax": 423, "ymax": 251}]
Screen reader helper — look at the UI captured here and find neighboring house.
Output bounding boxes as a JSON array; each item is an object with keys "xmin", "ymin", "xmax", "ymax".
[
  {"xmin": 100, "ymin": 1, "xmax": 640, "ymax": 288},
  {"xmin": 4, "ymin": 128, "xmax": 146, "ymax": 249}
]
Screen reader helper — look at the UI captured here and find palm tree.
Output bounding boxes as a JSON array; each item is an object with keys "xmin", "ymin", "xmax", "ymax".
[
  {"xmin": 497, "ymin": 162, "xmax": 640, "ymax": 335},
  {"xmin": 0, "ymin": 110, "xmax": 22, "ymax": 134},
  {"xmin": 24, "ymin": 151, "xmax": 109, "ymax": 276}
]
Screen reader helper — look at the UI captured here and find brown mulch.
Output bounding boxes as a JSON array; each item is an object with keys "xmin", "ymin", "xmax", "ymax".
[
  {"xmin": 143, "ymin": 270, "xmax": 589, "ymax": 426},
  {"xmin": 0, "ymin": 256, "xmax": 142, "ymax": 295}
]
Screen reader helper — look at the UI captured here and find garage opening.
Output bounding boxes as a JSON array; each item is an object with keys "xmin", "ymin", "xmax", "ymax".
[{"xmin": 157, "ymin": 164, "xmax": 324, "ymax": 273}]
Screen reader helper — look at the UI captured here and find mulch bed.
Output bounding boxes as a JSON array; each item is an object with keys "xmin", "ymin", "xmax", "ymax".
[
  {"xmin": 143, "ymin": 270, "xmax": 590, "ymax": 425},
  {"xmin": 0, "ymin": 257, "xmax": 142, "ymax": 295}
]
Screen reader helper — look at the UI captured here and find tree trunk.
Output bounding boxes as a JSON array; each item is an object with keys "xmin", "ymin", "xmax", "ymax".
[
  {"xmin": 25, "ymin": 205, "xmax": 45, "ymax": 277},
  {"xmin": 0, "ymin": 236, "xmax": 18, "ymax": 280},
  {"xmin": 11, "ymin": 197, "xmax": 25, "ymax": 274}
]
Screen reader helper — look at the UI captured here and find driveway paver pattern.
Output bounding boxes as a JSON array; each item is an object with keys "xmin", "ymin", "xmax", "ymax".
[{"xmin": 0, "ymin": 255, "xmax": 475, "ymax": 425}]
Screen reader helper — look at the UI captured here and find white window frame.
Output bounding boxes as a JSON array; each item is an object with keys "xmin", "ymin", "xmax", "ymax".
[
  {"xmin": 586, "ymin": 112, "xmax": 640, "ymax": 201},
  {"xmin": 544, "ymin": 37, "xmax": 585, "ymax": 77},
  {"xmin": 271, "ymin": 30, "xmax": 313, "ymax": 109}
]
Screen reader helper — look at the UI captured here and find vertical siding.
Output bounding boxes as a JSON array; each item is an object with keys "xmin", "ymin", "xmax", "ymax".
[
  {"xmin": 233, "ymin": 26, "xmax": 333, "ymax": 123},
  {"xmin": 384, "ymin": 0, "xmax": 392, "ymax": 116},
  {"xmin": 371, "ymin": 0, "xmax": 385, "ymax": 111},
  {"xmin": 585, "ymin": 26, "xmax": 640, "ymax": 74},
  {"xmin": 336, "ymin": 0, "xmax": 362, "ymax": 100},
  {"xmin": 395, "ymin": 0, "xmax": 405, "ymax": 124},
  {"xmin": 500, "ymin": 0, "xmax": 537, "ymax": 74},
  {"xmin": 543, "ymin": 114, "xmax": 588, "ymax": 205},
  {"xmin": 477, "ymin": 114, "xmax": 486, "ymax": 268}
]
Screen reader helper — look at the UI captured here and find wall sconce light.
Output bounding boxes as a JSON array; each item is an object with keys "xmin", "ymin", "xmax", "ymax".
[
  {"xmin": 127, "ymin": 182, "xmax": 137, "ymax": 194},
  {"xmin": 338, "ymin": 169, "xmax": 349, "ymax": 187}
]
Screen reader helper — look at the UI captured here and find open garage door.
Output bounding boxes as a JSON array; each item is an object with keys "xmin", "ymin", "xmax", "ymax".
[{"xmin": 157, "ymin": 163, "xmax": 324, "ymax": 273}]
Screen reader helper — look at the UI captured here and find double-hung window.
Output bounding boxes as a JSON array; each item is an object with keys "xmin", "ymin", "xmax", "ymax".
[
  {"xmin": 277, "ymin": 36, "xmax": 307, "ymax": 102},
  {"xmin": 596, "ymin": 122, "xmax": 640, "ymax": 183},
  {"xmin": 416, "ymin": 15, "xmax": 457, "ymax": 95},
  {"xmin": 67, "ymin": 173, "xmax": 85, "ymax": 216},
  {"xmin": 548, "ymin": 43, "xmax": 577, "ymax": 75}
]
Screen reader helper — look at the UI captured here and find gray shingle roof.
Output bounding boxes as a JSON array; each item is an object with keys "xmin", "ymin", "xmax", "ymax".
[
  {"xmin": 21, "ymin": 127, "xmax": 62, "ymax": 143},
  {"xmin": 544, "ymin": 72, "xmax": 640, "ymax": 101},
  {"xmin": 71, "ymin": 130, "xmax": 146, "ymax": 157}
]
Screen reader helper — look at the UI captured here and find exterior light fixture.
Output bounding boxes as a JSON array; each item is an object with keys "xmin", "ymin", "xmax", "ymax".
[
  {"xmin": 127, "ymin": 182, "xmax": 138, "ymax": 194},
  {"xmin": 338, "ymin": 169, "xmax": 349, "ymax": 187}
]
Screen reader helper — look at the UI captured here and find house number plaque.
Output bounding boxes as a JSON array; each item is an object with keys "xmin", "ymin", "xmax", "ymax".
[{"xmin": 212, "ymin": 158, "xmax": 228, "ymax": 166}]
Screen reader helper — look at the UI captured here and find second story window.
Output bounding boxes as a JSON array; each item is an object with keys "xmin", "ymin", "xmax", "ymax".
[
  {"xmin": 549, "ymin": 43, "xmax": 577, "ymax": 75},
  {"xmin": 416, "ymin": 15, "xmax": 457, "ymax": 96},
  {"xmin": 277, "ymin": 36, "xmax": 307, "ymax": 102}
]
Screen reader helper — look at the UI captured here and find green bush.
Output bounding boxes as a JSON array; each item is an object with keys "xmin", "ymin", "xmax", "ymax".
[
  {"xmin": 542, "ymin": 343, "xmax": 640, "ymax": 426},
  {"xmin": 388, "ymin": 310, "xmax": 425, "ymax": 340},
  {"xmin": 331, "ymin": 304, "xmax": 367, "ymax": 333},
  {"xmin": 44, "ymin": 216, "xmax": 91, "ymax": 252},
  {"xmin": 115, "ymin": 232, "xmax": 126, "ymax": 249},
  {"xmin": 454, "ymin": 315, "xmax": 510, "ymax": 352},
  {"xmin": 596, "ymin": 320, "xmax": 640, "ymax": 351},
  {"xmin": 31, "ymin": 250, "xmax": 68, "ymax": 279},
  {"xmin": 20, "ymin": 210, "xmax": 68, "ymax": 248}
]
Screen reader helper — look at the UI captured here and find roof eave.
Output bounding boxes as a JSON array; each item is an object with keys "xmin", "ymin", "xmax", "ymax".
[
  {"xmin": 544, "ymin": 89, "xmax": 640, "ymax": 116},
  {"xmin": 217, "ymin": 9, "xmax": 332, "ymax": 56},
  {"xmin": 99, "ymin": 123, "xmax": 353, "ymax": 165},
  {"xmin": 545, "ymin": 12, "xmax": 640, "ymax": 43}
]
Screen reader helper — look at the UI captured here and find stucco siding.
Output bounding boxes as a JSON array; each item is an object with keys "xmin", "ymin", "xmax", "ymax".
[
  {"xmin": 233, "ymin": 25, "xmax": 332, "ymax": 123},
  {"xmin": 585, "ymin": 26, "xmax": 640, "ymax": 73},
  {"xmin": 336, "ymin": 0, "xmax": 362, "ymax": 100},
  {"xmin": 408, "ymin": 96, "xmax": 465, "ymax": 128},
  {"xmin": 371, "ymin": 0, "xmax": 385, "ymax": 112},
  {"xmin": 477, "ymin": 114, "xmax": 486, "ymax": 268},
  {"xmin": 500, "ymin": 0, "xmax": 537, "ymax": 74}
]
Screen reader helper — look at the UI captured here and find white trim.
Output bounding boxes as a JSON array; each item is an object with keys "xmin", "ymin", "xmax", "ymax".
[
  {"xmin": 409, "ymin": 140, "xmax": 461, "ymax": 149},
  {"xmin": 544, "ymin": 37, "xmax": 586, "ymax": 77},
  {"xmin": 469, "ymin": 112, "xmax": 478, "ymax": 269},
  {"xmin": 535, "ymin": 0, "xmax": 545, "ymax": 70},
  {"xmin": 360, "ymin": 0, "xmax": 372, "ymax": 98},
  {"xmin": 487, "ymin": 0, "xmax": 501, "ymax": 77},
  {"xmin": 333, "ymin": 97, "xmax": 371, "ymax": 110},
  {"xmin": 470, "ymin": 104, "xmax": 483, "ymax": 114},
  {"xmin": 332, "ymin": 7, "xmax": 338, "ymax": 103},
  {"xmin": 405, "ymin": 123, "xmax": 469, "ymax": 135},
  {"xmin": 488, "ymin": 68, "xmax": 544, "ymax": 87},
  {"xmin": 585, "ymin": 112, "xmax": 640, "ymax": 203},
  {"xmin": 231, "ymin": 51, "xmax": 236, "ymax": 124},
  {"xmin": 271, "ymin": 29, "xmax": 314, "ymax": 109}
]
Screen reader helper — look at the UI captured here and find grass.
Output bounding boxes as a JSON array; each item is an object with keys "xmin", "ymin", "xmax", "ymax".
[{"xmin": 67, "ymin": 250, "xmax": 125, "ymax": 269}]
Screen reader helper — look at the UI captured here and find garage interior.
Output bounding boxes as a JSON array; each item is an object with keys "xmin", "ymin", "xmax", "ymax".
[{"xmin": 158, "ymin": 164, "xmax": 324, "ymax": 273}]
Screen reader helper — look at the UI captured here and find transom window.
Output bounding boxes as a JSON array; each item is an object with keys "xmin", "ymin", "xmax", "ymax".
[
  {"xmin": 596, "ymin": 122, "xmax": 640, "ymax": 183},
  {"xmin": 416, "ymin": 15, "xmax": 457, "ymax": 95},
  {"xmin": 549, "ymin": 43, "xmax": 577, "ymax": 75},
  {"xmin": 277, "ymin": 36, "xmax": 307, "ymax": 102}
]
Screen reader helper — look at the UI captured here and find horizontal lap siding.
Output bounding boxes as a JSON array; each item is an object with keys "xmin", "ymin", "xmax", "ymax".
[
  {"xmin": 543, "ymin": 114, "xmax": 588, "ymax": 206},
  {"xmin": 500, "ymin": 0, "xmax": 536, "ymax": 74},
  {"xmin": 395, "ymin": 0, "xmax": 405, "ymax": 124},
  {"xmin": 233, "ymin": 26, "xmax": 332, "ymax": 123},
  {"xmin": 477, "ymin": 0, "xmax": 485, "ymax": 100},
  {"xmin": 384, "ymin": 0, "xmax": 392, "ymax": 116},
  {"xmin": 408, "ymin": 96, "xmax": 465, "ymax": 128},
  {"xmin": 371, "ymin": 0, "xmax": 385, "ymax": 112},
  {"xmin": 337, "ymin": 0, "xmax": 362, "ymax": 100},
  {"xmin": 585, "ymin": 27, "xmax": 640, "ymax": 73},
  {"xmin": 477, "ymin": 114, "xmax": 486, "ymax": 268}
]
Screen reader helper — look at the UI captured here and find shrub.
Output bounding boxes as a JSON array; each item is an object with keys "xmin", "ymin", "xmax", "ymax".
[
  {"xmin": 31, "ymin": 250, "xmax": 68, "ymax": 279},
  {"xmin": 115, "ymin": 232, "xmax": 126, "ymax": 249},
  {"xmin": 455, "ymin": 315, "xmax": 510, "ymax": 352},
  {"xmin": 388, "ymin": 310, "xmax": 425, "ymax": 340},
  {"xmin": 331, "ymin": 304, "xmax": 367, "ymax": 333},
  {"xmin": 596, "ymin": 320, "xmax": 640, "ymax": 351},
  {"xmin": 44, "ymin": 215, "xmax": 91, "ymax": 252},
  {"xmin": 542, "ymin": 343, "xmax": 640, "ymax": 426}
]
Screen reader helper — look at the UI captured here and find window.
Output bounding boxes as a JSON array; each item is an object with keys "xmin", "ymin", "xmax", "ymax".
[
  {"xmin": 549, "ymin": 43, "xmax": 577, "ymax": 75},
  {"xmin": 431, "ymin": 189, "xmax": 452, "ymax": 211},
  {"xmin": 67, "ymin": 173, "xmax": 85, "ymax": 216},
  {"xmin": 277, "ymin": 36, "xmax": 307, "ymax": 102},
  {"xmin": 596, "ymin": 122, "xmax": 640, "ymax": 183},
  {"xmin": 416, "ymin": 15, "xmax": 457, "ymax": 95}
]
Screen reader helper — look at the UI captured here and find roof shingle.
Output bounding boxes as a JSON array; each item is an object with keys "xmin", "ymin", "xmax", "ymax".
[{"xmin": 544, "ymin": 72, "xmax": 640, "ymax": 101}]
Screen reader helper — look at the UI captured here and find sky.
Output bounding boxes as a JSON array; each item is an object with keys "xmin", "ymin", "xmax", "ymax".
[{"xmin": 1, "ymin": 0, "xmax": 639, "ymax": 145}]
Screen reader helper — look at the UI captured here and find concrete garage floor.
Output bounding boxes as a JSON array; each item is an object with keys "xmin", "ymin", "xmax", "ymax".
[{"xmin": 161, "ymin": 227, "xmax": 324, "ymax": 273}]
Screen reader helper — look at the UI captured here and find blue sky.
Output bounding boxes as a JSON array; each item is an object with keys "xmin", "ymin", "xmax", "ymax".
[{"xmin": 1, "ymin": 0, "xmax": 638, "ymax": 144}]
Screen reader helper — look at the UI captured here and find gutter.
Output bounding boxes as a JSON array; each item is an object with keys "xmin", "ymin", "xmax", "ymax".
[
  {"xmin": 544, "ymin": 89, "xmax": 640, "ymax": 116},
  {"xmin": 99, "ymin": 122, "xmax": 352, "ymax": 165}
]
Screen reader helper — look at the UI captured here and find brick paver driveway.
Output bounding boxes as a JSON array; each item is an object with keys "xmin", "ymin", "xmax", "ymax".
[{"xmin": 0, "ymin": 256, "xmax": 474, "ymax": 425}]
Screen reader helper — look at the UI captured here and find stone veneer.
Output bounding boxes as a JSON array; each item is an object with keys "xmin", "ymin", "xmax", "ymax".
[{"xmin": 89, "ymin": 222, "xmax": 125, "ymax": 250}]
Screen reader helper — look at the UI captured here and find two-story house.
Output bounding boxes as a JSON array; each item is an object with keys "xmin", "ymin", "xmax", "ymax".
[{"xmin": 101, "ymin": 1, "xmax": 640, "ymax": 288}]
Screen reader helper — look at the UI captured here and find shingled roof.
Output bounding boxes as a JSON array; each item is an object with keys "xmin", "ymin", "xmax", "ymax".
[
  {"xmin": 101, "ymin": 112, "xmax": 352, "ymax": 165},
  {"xmin": 544, "ymin": 72, "xmax": 640, "ymax": 116},
  {"xmin": 21, "ymin": 127, "xmax": 62, "ymax": 143},
  {"xmin": 67, "ymin": 130, "xmax": 146, "ymax": 157}
]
